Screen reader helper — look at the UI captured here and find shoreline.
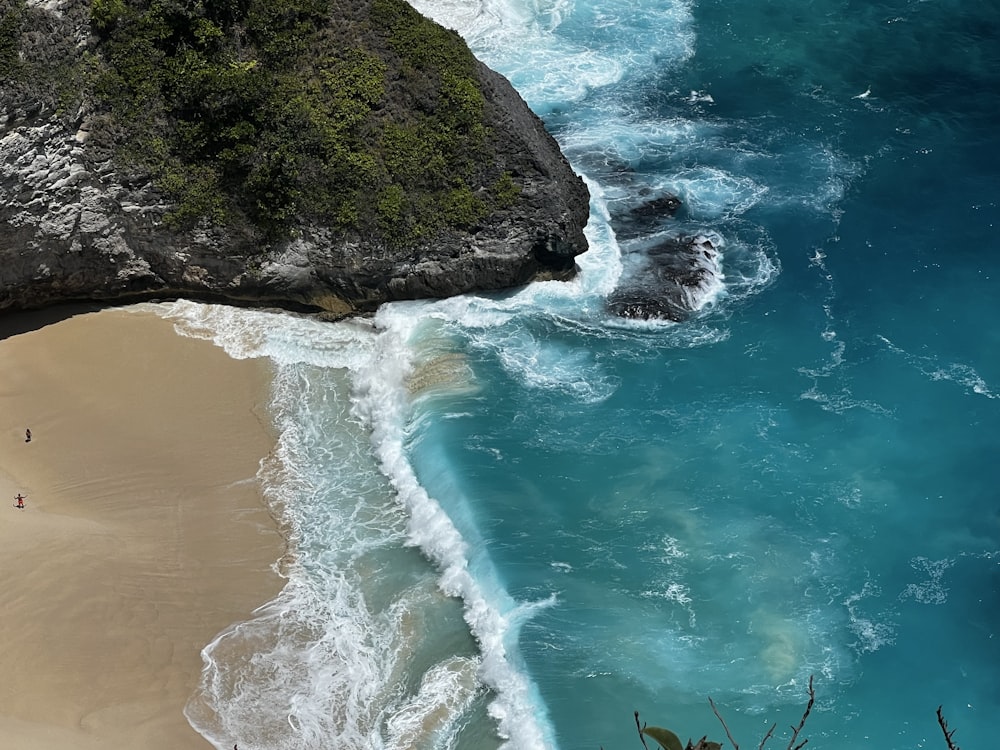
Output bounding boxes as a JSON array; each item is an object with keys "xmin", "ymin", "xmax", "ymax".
[{"xmin": 0, "ymin": 306, "xmax": 284, "ymax": 749}]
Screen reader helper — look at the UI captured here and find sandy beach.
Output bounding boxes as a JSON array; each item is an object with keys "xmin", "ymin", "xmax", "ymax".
[{"xmin": 0, "ymin": 306, "xmax": 284, "ymax": 749}]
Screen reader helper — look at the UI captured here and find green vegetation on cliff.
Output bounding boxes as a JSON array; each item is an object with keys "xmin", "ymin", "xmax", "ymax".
[
  {"xmin": 85, "ymin": 0, "xmax": 515, "ymax": 243},
  {"xmin": 1, "ymin": 0, "xmax": 90, "ymax": 119},
  {"xmin": 2, "ymin": 0, "xmax": 521, "ymax": 245},
  {"xmin": 0, "ymin": 3, "xmax": 20, "ymax": 73}
]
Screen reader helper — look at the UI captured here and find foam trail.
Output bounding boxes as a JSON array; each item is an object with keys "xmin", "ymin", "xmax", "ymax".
[
  {"xmin": 662, "ymin": 167, "xmax": 769, "ymax": 220},
  {"xmin": 878, "ymin": 335, "xmax": 999, "ymax": 399},
  {"xmin": 163, "ymin": 301, "xmax": 562, "ymax": 749},
  {"xmin": 386, "ymin": 656, "xmax": 482, "ymax": 748},
  {"xmin": 150, "ymin": 300, "xmax": 378, "ymax": 370},
  {"xmin": 179, "ymin": 342, "xmax": 430, "ymax": 749},
  {"xmin": 154, "ymin": 301, "xmax": 529, "ymax": 749},
  {"xmin": 358, "ymin": 304, "xmax": 558, "ymax": 749}
]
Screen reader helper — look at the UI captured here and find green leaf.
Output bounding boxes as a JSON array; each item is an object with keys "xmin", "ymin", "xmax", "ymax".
[{"xmin": 642, "ymin": 726, "xmax": 685, "ymax": 750}]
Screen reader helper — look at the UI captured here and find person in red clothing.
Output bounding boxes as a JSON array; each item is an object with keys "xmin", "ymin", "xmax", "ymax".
[{"xmin": 15, "ymin": 493, "xmax": 25, "ymax": 509}]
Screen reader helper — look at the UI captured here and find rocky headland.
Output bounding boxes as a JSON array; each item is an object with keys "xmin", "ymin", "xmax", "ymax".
[{"xmin": 0, "ymin": 0, "xmax": 590, "ymax": 317}]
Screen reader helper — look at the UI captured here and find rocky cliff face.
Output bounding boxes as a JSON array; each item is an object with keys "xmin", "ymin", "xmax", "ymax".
[{"xmin": 0, "ymin": 0, "xmax": 590, "ymax": 316}]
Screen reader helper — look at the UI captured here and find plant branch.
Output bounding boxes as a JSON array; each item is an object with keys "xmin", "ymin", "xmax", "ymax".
[
  {"xmin": 635, "ymin": 711, "xmax": 650, "ymax": 750},
  {"xmin": 786, "ymin": 675, "xmax": 815, "ymax": 750},
  {"xmin": 936, "ymin": 706, "xmax": 961, "ymax": 750},
  {"xmin": 709, "ymin": 696, "xmax": 740, "ymax": 750},
  {"xmin": 757, "ymin": 723, "xmax": 776, "ymax": 750}
]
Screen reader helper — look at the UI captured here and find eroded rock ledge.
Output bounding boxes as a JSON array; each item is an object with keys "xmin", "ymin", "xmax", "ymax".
[{"xmin": 0, "ymin": 0, "xmax": 590, "ymax": 316}]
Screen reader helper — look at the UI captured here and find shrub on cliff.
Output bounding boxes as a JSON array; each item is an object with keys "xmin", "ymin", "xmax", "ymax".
[
  {"xmin": 1, "ymin": 0, "xmax": 89, "ymax": 119},
  {"xmin": 84, "ymin": 0, "xmax": 514, "ymax": 246},
  {"xmin": 0, "ymin": 3, "xmax": 20, "ymax": 72}
]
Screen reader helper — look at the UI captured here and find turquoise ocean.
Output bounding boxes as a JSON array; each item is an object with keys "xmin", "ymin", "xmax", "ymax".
[{"xmin": 169, "ymin": 0, "xmax": 999, "ymax": 748}]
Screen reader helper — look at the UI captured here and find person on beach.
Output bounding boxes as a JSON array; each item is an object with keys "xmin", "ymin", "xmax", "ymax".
[
  {"xmin": 15, "ymin": 493, "xmax": 25, "ymax": 509},
  {"xmin": 25, "ymin": 427, "xmax": 31, "ymax": 443}
]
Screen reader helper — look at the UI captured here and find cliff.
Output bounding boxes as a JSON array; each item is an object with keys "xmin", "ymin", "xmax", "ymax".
[{"xmin": 0, "ymin": 0, "xmax": 590, "ymax": 316}]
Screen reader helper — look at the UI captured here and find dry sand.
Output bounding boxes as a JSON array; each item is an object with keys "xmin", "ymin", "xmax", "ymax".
[{"xmin": 0, "ymin": 306, "xmax": 284, "ymax": 749}]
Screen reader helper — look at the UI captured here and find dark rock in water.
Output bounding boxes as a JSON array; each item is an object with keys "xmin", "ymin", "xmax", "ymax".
[
  {"xmin": 628, "ymin": 193, "xmax": 682, "ymax": 221},
  {"xmin": 613, "ymin": 192, "xmax": 683, "ymax": 241},
  {"xmin": 0, "ymin": 0, "xmax": 590, "ymax": 318},
  {"xmin": 606, "ymin": 289, "xmax": 691, "ymax": 322},
  {"xmin": 607, "ymin": 234, "xmax": 721, "ymax": 322}
]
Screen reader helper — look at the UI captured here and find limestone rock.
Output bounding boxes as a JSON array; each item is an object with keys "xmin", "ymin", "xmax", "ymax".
[{"xmin": 0, "ymin": 0, "xmax": 590, "ymax": 316}]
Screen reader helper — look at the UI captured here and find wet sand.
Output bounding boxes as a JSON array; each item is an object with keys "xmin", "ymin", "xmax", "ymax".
[{"xmin": 0, "ymin": 306, "xmax": 284, "ymax": 749}]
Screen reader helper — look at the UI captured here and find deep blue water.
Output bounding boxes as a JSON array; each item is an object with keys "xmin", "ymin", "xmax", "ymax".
[{"xmin": 173, "ymin": 1, "xmax": 1000, "ymax": 748}]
